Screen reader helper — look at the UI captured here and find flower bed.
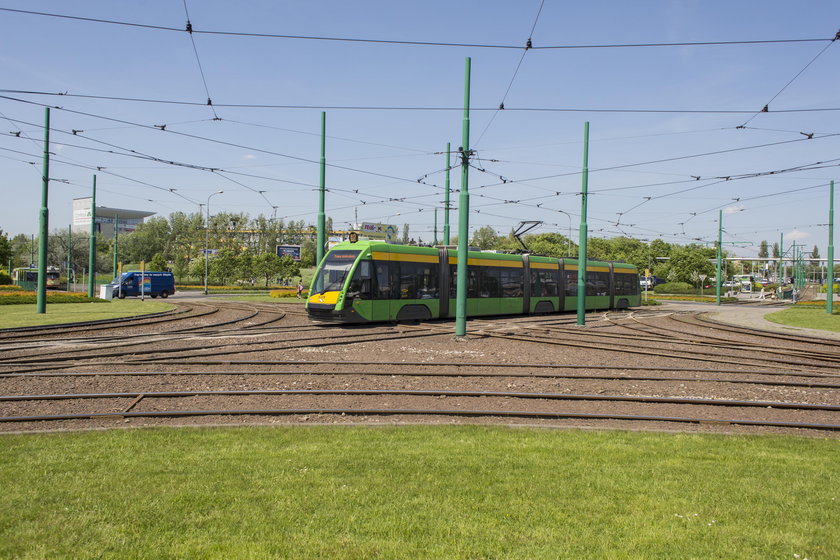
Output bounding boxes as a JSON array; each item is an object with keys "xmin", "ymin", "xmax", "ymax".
[{"xmin": 270, "ymin": 288, "xmax": 307, "ymax": 298}]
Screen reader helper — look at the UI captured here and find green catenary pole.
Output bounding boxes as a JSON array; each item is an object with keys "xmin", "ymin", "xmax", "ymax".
[
  {"xmin": 317, "ymin": 111, "xmax": 326, "ymax": 266},
  {"xmin": 113, "ymin": 213, "xmax": 119, "ymax": 278},
  {"xmin": 576, "ymin": 122, "xmax": 590, "ymax": 326},
  {"xmin": 36, "ymin": 107, "xmax": 50, "ymax": 314},
  {"xmin": 66, "ymin": 224, "xmax": 71, "ymax": 290},
  {"xmin": 716, "ymin": 210, "xmax": 723, "ymax": 306},
  {"xmin": 455, "ymin": 58, "xmax": 471, "ymax": 338},
  {"xmin": 828, "ymin": 181, "xmax": 835, "ymax": 314},
  {"xmin": 444, "ymin": 142, "xmax": 451, "ymax": 245},
  {"xmin": 88, "ymin": 175, "xmax": 96, "ymax": 297},
  {"xmin": 433, "ymin": 207, "xmax": 438, "ymax": 246}
]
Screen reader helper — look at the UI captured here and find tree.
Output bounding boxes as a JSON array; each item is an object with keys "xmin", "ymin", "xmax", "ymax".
[
  {"xmin": 238, "ymin": 250, "xmax": 256, "ymax": 284},
  {"xmin": 772, "ymin": 242, "xmax": 780, "ymax": 259},
  {"xmin": 402, "ymin": 224, "xmax": 410, "ymax": 245},
  {"xmin": 0, "ymin": 230, "xmax": 11, "ymax": 267},
  {"xmin": 173, "ymin": 254, "xmax": 190, "ymax": 283},
  {"xmin": 470, "ymin": 226, "xmax": 499, "ymax": 250},
  {"xmin": 254, "ymin": 252, "xmax": 283, "ymax": 287},
  {"xmin": 758, "ymin": 240, "xmax": 769, "ymax": 259},
  {"xmin": 656, "ymin": 245, "xmax": 715, "ymax": 284},
  {"xmin": 209, "ymin": 250, "xmax": 239, "ymax": 285},
  {"xmin": 278, "ymin": 256, "xmax": 301, "ymax": 281},
  {"xmin": 149, "ymin": 253, "xmax": 167, "ymax": 272}
]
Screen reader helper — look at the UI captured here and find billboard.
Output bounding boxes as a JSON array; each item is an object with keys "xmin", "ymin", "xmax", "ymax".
[
  {"xmin": 361, "ymin": 222, "xmax": 398, "ymax": 242},
  {"xmin": 276, "ymin": 245, "xmax": 302, "ymax": 261},
  {"xmin": 72, "ymin": 197, "xmax": 92, "ymax": 226}
]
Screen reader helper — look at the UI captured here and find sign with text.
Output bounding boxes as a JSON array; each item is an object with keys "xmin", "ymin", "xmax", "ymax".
[
  {"xmin": 276, "ymin": 245, "xmax": 302, "ymax": 261},
  {"xmin": 361, "ymin": 222, "xmax": 397, "ymax": 242}
]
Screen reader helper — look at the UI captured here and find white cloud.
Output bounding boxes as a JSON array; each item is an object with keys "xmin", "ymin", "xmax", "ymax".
[
  {"xmin": 785, "ymin": 230, "xmax": 810, "ymax": 241},
  {"xmin": 242, "ymin": 154, "xmax": 257, "ymax": 160},
  {"xmin": 723, "ymin": 206, "xmax": 744, "ymax": 215}
]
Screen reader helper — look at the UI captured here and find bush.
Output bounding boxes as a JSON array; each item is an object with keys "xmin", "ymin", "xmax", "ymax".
[
  {"xmin": 0, "ymin": 284, "xmax": 24, "ymax": 292},
  {"xmin": 0, "ymin": 271, "xmax": 11, "ymax": 285},
  {"xmin": 652, "ymin": 282, "xmax": 695, "ymax": 294},
  {"xmin": 270, "ymin": 288, "xmax": 307, "ymax": 299},
  {"xmin": 0, "ymin": 291, "xmax": 106, "ymax": 305}
]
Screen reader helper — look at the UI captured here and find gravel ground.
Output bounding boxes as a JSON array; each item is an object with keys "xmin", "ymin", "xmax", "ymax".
[{"xmin": 1, "ymin": 300, "xmax": 838, "ymax": 437}]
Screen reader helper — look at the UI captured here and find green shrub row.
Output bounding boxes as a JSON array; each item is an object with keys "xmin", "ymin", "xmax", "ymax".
[
  {"xmin": 652, "ymin": 282, "xmax": 694, "ymax": 294},
  {"xmin": 0, "ymin": 294, "xmax": 107, "ymax": 305},
  {"xmin": 0, "ymin": 285, "xmax": 24, "ymax": 292}
]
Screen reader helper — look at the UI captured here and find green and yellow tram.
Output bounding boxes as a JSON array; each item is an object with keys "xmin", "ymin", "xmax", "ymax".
[{"xmin": 306, "ymin": 240, "xmax": 641, "ymax": 323}]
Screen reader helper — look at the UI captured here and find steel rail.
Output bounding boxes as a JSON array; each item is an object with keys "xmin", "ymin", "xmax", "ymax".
[
  {"xmin": 3, "ymin": 388, "xmax": 838, "ymax": 411},
  {"xmin": 464, "ymin": 328, "xmax": 836, "ymax": 372},
  {"xmin": 0, "ymin": 326, "xmax": 448, "ymax": 367},
  {"xmin": 600, "ymin": 316, "xmax": 840, "ymax": 364},
  {"xmin": 4, "ymin": 370, "xmax": 839, "ymax": 390},
  {"xmin": 9, "ymin": 359, "xmax": 835, "ymax": 379},
  {"xmin": 2, "ymin": 408, "xmax": 838, "ymax": 432},
  {"xmin": 675, "ymin": 314, "xmax": 840, "ymax": 347}
]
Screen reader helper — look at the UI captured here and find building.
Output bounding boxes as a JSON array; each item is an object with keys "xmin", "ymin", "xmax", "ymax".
[{"xmin": 71, "ymin": 197, "xmax": 155, "ymax": 239}]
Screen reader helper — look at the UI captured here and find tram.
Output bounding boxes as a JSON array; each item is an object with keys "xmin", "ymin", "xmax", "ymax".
[
  {"xmin": 306, "ymin": 240, "xmax": 641, "ymax": 323},
  {"xmin": 13, "ymin": 266, "xmax": 61, "ymax": 291}
]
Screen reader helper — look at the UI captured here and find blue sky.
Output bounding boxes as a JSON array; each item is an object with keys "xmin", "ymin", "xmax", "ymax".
[{"xmin": 1, "ymin": 0, "xmax": 840, "ymax": 259}]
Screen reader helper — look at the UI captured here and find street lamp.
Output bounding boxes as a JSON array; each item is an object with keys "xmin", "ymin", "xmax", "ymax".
[
  {"xmin": 557, "ymin": 210, "xmax": 572, "ymax": 256},
  {"xmin": 204, "ymin": 190, "xmax": 223, "ymax": 295}
]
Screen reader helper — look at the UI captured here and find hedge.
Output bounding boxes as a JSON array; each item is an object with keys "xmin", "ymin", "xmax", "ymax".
[
  {"xmin": 0, "ymin": 292, "xmax": 106, "ymax": 305},
  {"xmin": 652, "ymin": 282, "xmax": 695, "ymax": 294}
]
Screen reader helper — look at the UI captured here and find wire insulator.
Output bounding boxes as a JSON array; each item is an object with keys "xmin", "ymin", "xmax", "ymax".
[
  {"xmin": 526, "ymin": 38, "xmax": 532, "ymax": 49},
  {"xmin": 186, "ymin": 20, "xmax": 193, "ymax": 33}
]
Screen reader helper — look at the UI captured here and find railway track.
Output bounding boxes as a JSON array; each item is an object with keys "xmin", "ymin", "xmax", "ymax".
[{"xmin": 1, "ymin": 304, "xmax": 838, "ymax": 435}]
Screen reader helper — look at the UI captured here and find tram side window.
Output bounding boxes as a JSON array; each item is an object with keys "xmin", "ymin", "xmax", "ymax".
[
  {"xmin": 587, "ymin": 271, "xmax": 610, "ymax": 296},
  {"xmin": 346, "ymin": 260, "xmax": 373, "ymax": 300},
  {"xmin": 500, "ymin": 268, "xmax": 523, "ymax": 297},
  {"xmin": 388, "ymin": 260, "xmax": 439, "ymax": 300},
  {"xmin": 564, "ymin": 270, "xmax": 578, "ymax": 296},
  {"xmin": 532, "ymin": 269, "xmax": 559, "ymax": 297},
  {"xmin": 614, "ymin": 273, "xmax": 639, "ymax": 296},
  {"xmin": 374, "ymin": 261, "xmax": 390, "ymax": 299}
]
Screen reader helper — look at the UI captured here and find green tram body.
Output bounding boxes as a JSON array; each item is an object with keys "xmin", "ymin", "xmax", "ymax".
[{"xmin": 306, "ymin": 240, "xmax": 641, "ymax": 323}]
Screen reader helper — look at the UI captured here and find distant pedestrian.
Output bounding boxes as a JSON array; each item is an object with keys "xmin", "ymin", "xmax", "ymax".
[{"xmin": 297, "ymin": 279, "xmax": 304, "ymax": 298}]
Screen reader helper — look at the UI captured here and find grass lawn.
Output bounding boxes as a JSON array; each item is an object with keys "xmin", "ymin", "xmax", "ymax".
[
  {"xmin": 1, "ymin": 426, "xmax": 836, "ymax": 559},
  {"xmin": 765, "ymin": 307, "xmax": 840, "ymax": 333},
  {"xmin": 0, "ymin": 300, "xmax": 175, "ymax": 329}
]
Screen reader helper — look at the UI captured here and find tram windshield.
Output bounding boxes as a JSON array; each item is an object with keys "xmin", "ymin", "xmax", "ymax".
[{"xmin": 311, "ymin": 250, "xmax": 360, "ymax": 295}]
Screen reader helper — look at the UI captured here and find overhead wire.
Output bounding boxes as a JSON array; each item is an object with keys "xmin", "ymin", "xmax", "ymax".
[
  {"xmin": 474, "ymin": 0, "xmax": 545, "ymax": 148},
  {"xmin": 739, "ymin": 30, "xmax": 838, "ymax": 127},
  {"xmin": 0, "ymin": 8, "xmax": 833, "ymax": 50},
  {"xmin": 181, "ymin": 0, "xmax": 219, "ymax": 120},
  {"xmin": 4, "ymin": 89, "xmax": 840, "ymax": 114}
]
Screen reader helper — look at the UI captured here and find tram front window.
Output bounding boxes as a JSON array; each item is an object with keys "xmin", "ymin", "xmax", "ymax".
[{"xmin": 311, "ymin": 251, "xmax": 360, "ymax": 295}]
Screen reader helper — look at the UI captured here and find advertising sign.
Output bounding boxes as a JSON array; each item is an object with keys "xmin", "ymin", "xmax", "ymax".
[
  {"xmin": 361, "ymin": 222, "xmax": 398, "ymax": 242},
  {"xmin": 72, "ymin": 197, "xmax": 92, "ymax": 226},
  {"xmin": 276, "ymin": 245, "xmax": 302, "ymax": 261}
]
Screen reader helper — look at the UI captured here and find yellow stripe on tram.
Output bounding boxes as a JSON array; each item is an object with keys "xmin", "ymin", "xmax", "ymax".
[
  {"xmin": 530, "ymin": 262, "xmax": 557, "ymax": 270},
  {"xmin": 447, "ymin": 257, "xmax": 523, "ymax": 268},
  {"xmin": 372, "ymin": 252, "xmax": 439, "ymax": 263}
]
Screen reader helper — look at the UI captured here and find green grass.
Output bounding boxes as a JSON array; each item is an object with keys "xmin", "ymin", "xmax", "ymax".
[
  {"xmin": 765, "ymin": 307, "xmax": 840, "ymax": 332},
  {"xmin": 219, "ymin": 294, "xmax": 297, "ymax": 303},
  {"xmin": 0, "ymin": 300, "xmax": 175, "ymax": 328},
  {"xmin": 1, "ymin": 426, "xmax": 837, "ymax": 559}
]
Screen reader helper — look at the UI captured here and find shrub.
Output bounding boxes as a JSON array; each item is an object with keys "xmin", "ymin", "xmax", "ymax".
[
  {"xmin": 270, "ymin": 288, "xmax": 307, "ymax": 299},
  {"xmin": 0, "ymin": 291, "xmax": 106, "ymax": 305},
  {"xmin": 0, "ymin": 271, "xmax": 11, "ymax": 285},
  {"xmin": 0, "ymin": 284, "xmax": 24, "ymax": 292},
  {"xmin": 652, "ymin": 282, "xmax": 694, "ymax": 294}
]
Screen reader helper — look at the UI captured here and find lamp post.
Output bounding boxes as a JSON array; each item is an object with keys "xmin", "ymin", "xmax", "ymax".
[
  {"xmin": 204, "ymin": 190, "xmax": 223, "ymax": 295},
  {"xmin": 557, "ymin": 210, "xmax": 572, "ymax": 256}
]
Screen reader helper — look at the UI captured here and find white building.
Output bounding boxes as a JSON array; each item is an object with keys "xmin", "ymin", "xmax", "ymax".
[{"xmin": 71, "ymin": 197, "xmax": 155, "ymax": 239}]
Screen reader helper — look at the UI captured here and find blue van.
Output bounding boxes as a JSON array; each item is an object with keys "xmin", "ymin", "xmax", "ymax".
[{"xmin": 110, "ymin": 271, "xmax": 175, "ymax": 299}]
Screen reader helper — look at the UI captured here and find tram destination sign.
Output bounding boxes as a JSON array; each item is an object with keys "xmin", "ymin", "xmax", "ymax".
[{"xmin": 276, "ymin": 245, "xmax": 302, "ymax": 261}]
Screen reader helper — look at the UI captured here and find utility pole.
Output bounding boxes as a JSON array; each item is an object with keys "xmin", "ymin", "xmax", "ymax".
[
  {"xmin": 444, "ymin": 141, "xmax": 451, "ymax": 245},
  {"xmin": 112, "ymin": 213, "xmax": 119, "ymax": 278},
  {"xmin": 317, "ymin": 111, "xmax": 326, "ymax": 266},
  {"xmin": 66, "ymin": 225, "xmax": 71, "ymax": 291},
  {"xmin": 576, "ymin": 122, "xmax": 590, "ymax": 326},
  {"xmin": 779, "ymin": 232, "xmax": 784, "ymax": 285},
  {"xmin": 455, "ymin": 58, "xmax": 471, "ymax": 338},
  {"xmin": 716, "ymin": 210, "xmax": 723, "ymax": 306},
  {"xmin": 88, "ymin": 175, "xmax": 96, "ymax": 297},
  {"xmin": 36, "ymin": 107, "xmax": 50, "ymax": 314},
  {"xmin": 828, "ymin": 180, "xmax": 835, "ymax": 314},
  {"xmin": 433, "ymin": 207, "xmax": 438, "ymax": 246}
]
